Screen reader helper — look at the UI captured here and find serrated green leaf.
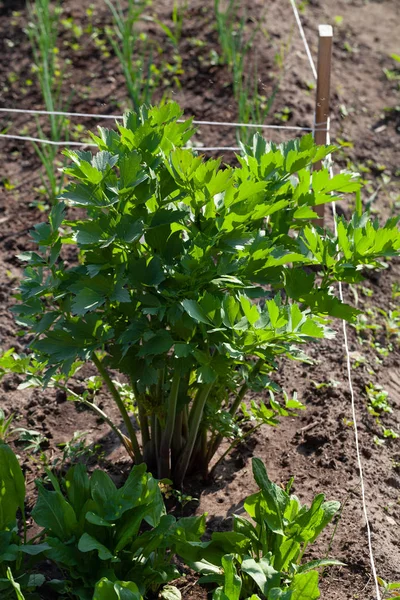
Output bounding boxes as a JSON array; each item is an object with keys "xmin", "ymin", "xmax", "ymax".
[
  {"xmin": 182, "ymin": 299, "xmax": 212, "ymax": 324},
  {"xmin": 72, "ymin": 288, "xmax": 106, "ymax": 316},
  {"xmin": 137, "ymin": 331, "xmax": 174, "ymax": 357},
  {"xmin": 92, "ymin": 151, "xmax": 119, "ymax": 172}
]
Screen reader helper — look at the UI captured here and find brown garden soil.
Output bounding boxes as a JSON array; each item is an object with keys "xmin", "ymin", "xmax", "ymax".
[{"xmin": 0, "ymin": 0, "xmax": 400, "ymax": 598}]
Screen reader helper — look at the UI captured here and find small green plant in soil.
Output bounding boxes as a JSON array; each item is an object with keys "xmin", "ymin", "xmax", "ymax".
[
  {"xmin": 392, "ymin": 283, "xmax": 400, "ymax": 299},
  {"xmin": 383, "ymin": 53, "xmax": 400, "ymax": 85},
  {"xmin": 0, "ymin": 407, "xmax": 47, "ymax": 454},
  {"xmin": 235, "ymin": 60, "xmax": 279, "ymax": 146},
  {"xmin": 25, "ymin": 0, "xmax": 71, "ymax": 202},
  {"xmin": 214, "ymin": 0, "xmax": 257, "ymax": 68},
  {"xmin": 366, "ymin": 383, "xmax": 399, "ymax": 444},
  {"xmin": 0, "ymin": 408, "xmax": 14, "ymax": 443},
  {"xmin": 11, "ymin": 102, "xmax": 400, "ymax": 487},
  {"xmin": 366, "ymin": 383, "xmax": 393, "ymax": 416},
  {"xmin": 379, "ymin": 577, "xmax": 400, "ymax": 599},
  {"xmin": 352, "ymin": 303, "xmax": 399, "ymax": 361},
  {"xmin": 185, "ymin": 458, "xmax": 342, "ymax": 600}
]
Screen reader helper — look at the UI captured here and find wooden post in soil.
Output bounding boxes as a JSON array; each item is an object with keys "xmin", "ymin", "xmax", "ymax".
[{"xmin": 313, "ymin": 24, "xmax": 333, "ymax": 227}]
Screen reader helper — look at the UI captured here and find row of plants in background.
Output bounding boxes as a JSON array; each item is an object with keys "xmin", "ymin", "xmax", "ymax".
[
  {"xmin": 21, "ymin": 0, "xmax": 185, "ymax": 206},
  {"xmin": 214, "ymin": 0, "xmax": 283, "ymax": 144},
  {"xmin": 20, "ymin": 0, "xmax": 287, "ymax": 196},
  {"xmin": 0, "ymin": 439, "xmax": 342, "ymax": 600},
  {"xmin": 25, "ymin": 0, "xmax": 71, "ymax": 204},
  {"xmin": 104, "ymin": 0, "xmax": 159, "ymax": 112},
  {"xmin": 8, "ymin": 103, "xmax": 400, "ymax": 488}
]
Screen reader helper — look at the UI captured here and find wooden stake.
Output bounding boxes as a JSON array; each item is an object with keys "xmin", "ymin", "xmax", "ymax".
[{"xmin": 313, "ymin": 24, "xmax": 333, "ymax": 227}]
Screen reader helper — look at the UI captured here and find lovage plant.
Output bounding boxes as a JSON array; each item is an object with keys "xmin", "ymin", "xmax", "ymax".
[{"xmin": 13, "ymin": 102, "xmax": 400, "ymax": 486}]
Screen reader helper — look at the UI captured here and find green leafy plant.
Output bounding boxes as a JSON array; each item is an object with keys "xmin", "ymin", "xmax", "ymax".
[
  {"xmin": 184, "ymin": 458, "xmax": 342, "ymax": 599},
  {"xmin": 0, "ymin": 404, "xmax": 47, "ymax": 455},
  {"xmin": 0, "ymin": 444, "xmax": 46, "ymax": 598},
  {"xmin": 379, "ymin": 577, "xmax": 400, "ymax": 599},
  {"xmin": 32, "ymin": 462, "xmax": 204, "ymax": 599},
  {"xmin": 366, "ymin": 383, "xmax": 392, "ymax": 416},
  {"xmin": 0, "ymin": 409, "xmax": 14, "ymax": 443},
  {"xmin": 366, "ymin": 383, "xmax": 399, "ymax": 444},
  {"xmin": 11, "ymin": 102, "xmax": 400, "ymax": 487},
  {"xmin": 25, "ymin": 0, "xmax": 70, "ymax": 202},
  {"xmin": 214, "ymin": 0, "xmax": 278, "ymax": 144},
  {"xmin": 57, "ymin": 431, "xmax": 103, "ymax": 468},
  {"xmin": 383, "ymin": 53, "xmax": 400, "ymax": 83},
  {"xmin": 105, "ymin": 0, "xmax": 158, "ymax": 111}
]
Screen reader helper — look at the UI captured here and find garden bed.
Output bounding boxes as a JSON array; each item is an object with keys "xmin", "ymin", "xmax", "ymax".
[{"xmin": 0, "ymin": 0, "xmax": 399, "ymax": 598}]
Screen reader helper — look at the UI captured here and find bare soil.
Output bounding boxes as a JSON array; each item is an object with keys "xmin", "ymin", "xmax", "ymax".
[{"xmin": 0, "ymin": 0, "xmax": 399, "ymax": 598}]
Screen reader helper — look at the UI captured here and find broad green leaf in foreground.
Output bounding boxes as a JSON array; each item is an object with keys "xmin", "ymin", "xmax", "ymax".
[{"xmin": 0, "ymin": 444, "xmax": 26, "ymax": 529}]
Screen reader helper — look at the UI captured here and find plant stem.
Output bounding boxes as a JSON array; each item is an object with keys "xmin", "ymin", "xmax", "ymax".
[
  {"xmin": 230, "ymin": 358, "xmax": 264, "ymax": 416},
  {"xmin": 208, "ymin": 358, "xmax": 265, "ymax": 462},
  {"xmin": 132, "ymin": 381, "xmax": 150, "ymax": 448},
  {"xmin": 321, "ymin": 495, "xmax": 348, "ymax": 577},
  {"xmin": 182, "ymin": 404, "xmax": 189, "ymax": 442},
  {"xmin": 209, "ymin": 422, "xmax": 263, "ymax": 478},
  {"xmin": 171, "ymin": 409, "xmax": 183, "ymax": 466},
  {"xmin": 158, "ymin": 371, "xmax": 180, "ymax": 478},
  {"xmin": 138, "ymin": 401, "xmax": 150, "ymax": 446},
  {"xmin": 154, "ymin": 415, "xmax": 161, "ymax": 459},
  {"xmin": 157, "ymin": 367, "xmax": 165, "ymax": 404},
  {"xmin": 173, "ymin": 383, "xmax": 214, "ymax": 487},
  {"xmin": 56, "ymin": 383, "xmax": 135, "ymax": 460},
  {"xmin": 92, "ymin": 353, "xmax": 142, "ymax": 463}
]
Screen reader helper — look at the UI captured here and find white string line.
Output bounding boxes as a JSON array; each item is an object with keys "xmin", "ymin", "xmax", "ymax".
[
  {"xmin": 327, "ymin": 127, "xmax": 382, "ymax": 600},
  {"xmin": 288, "ymin": 0, "xmax": 382, "ymax": 586},
  {"xmin": 288, "ymin": 0, "xmax": 318, "ymax": 80},
  {"xmin": 0, "ymin": 132, "xmax": 240, "ymax": 152},
  {"xmin": 0, "ymin": 107, "xmax": 328, "ymax": 132},
  {"xmin": 0, "ymin": 133, "xmax": 97, "ymax": 147}
]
